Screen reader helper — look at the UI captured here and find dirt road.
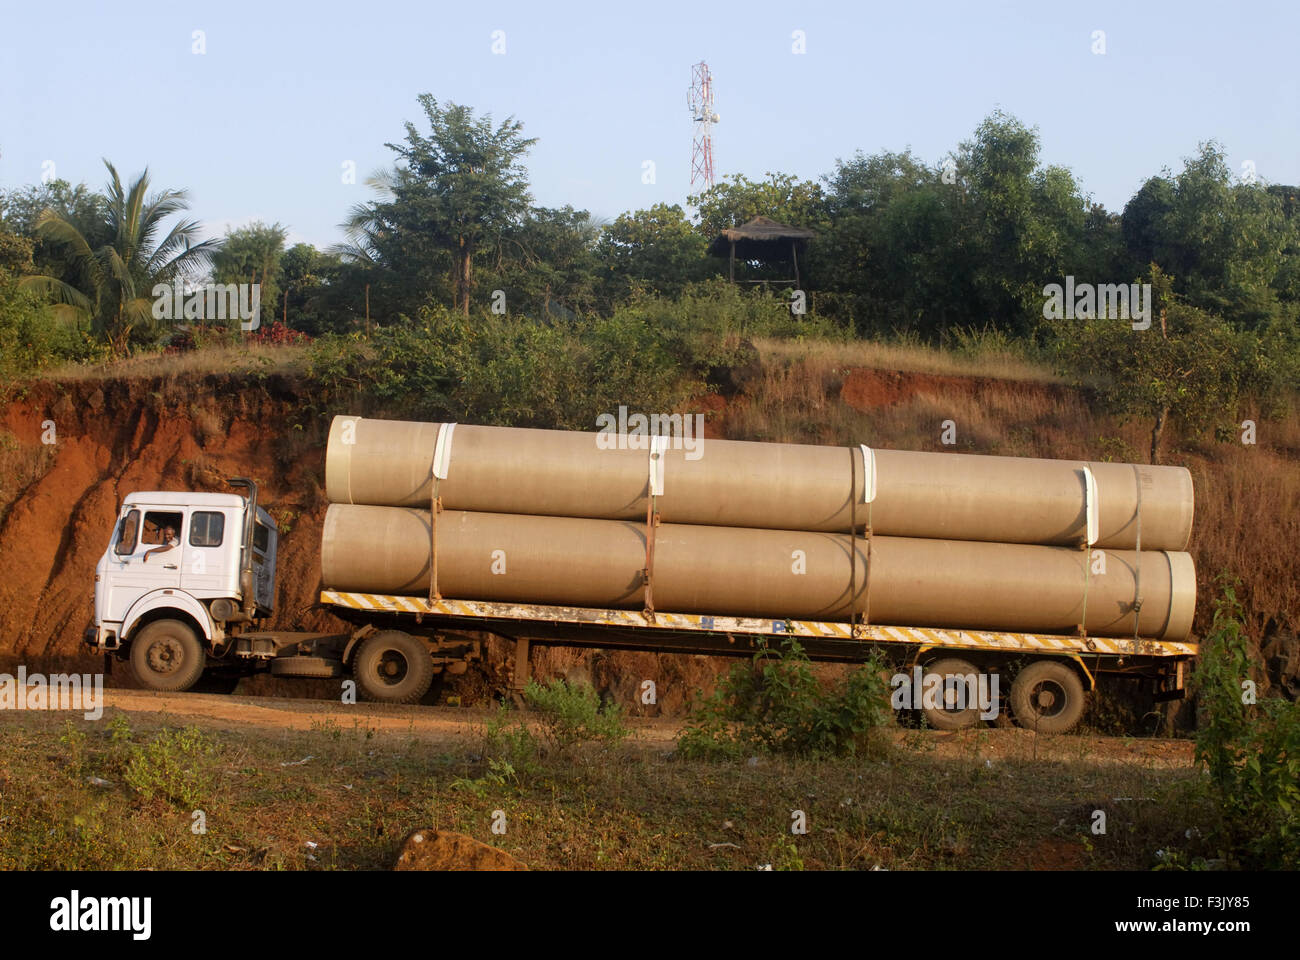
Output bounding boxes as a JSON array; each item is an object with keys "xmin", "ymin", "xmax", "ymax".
[{"xmin": 99, "ymin": 689, "xmax": 1196, "ymax": 766}]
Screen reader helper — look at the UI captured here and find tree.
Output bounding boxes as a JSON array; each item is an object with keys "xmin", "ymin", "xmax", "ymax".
[
  {"xmin": 959, "ymin": 112, "xmax": 1092, "ymax": 338},
  {"xmin": 1, "ymin": 180, "xmax": 113, "ymax": 284},
  {"xmin": 1121, "ymin": 144, "xmax": 1298, "ymax": 328},
  {"xmin": 488, "ymin": 205, "xmax": 603, "ymax": 318},
  {"xmin": 818, "ymin": 150, "xmax": 967, "ymax": 336},
  {"xmin": 1058, "ymin": 267, "xmax": 1244, "ymax": 463},
  {"xmin": 211, "ymin": 221, "xmax": 288, "ymax": 325},
  {"xmin": 595, "ymin": 203, "xmax": 710, "ymax": 301},
  {"xmin": 689, "ymin": 172, "xmax": 826, "ymax": 237},
  {"xmin": 814, "ymin": 116, "xmax": 1096, "ymax": 339},
  {"xmin": 18, "ymin": 161, "xmax": 219, "ymax": 353},
  {"xmin": 0, "ymin": 180, "xmax": 110, "ymax": 243},
  {"xmin": 0, "ymin": 230, "xmax": 85, "ymax": 386},
  {"xmin": 1121, "ymin": 175, "xmax": 1175, "ymax": 268},
  {"xmin": 0, "ymin": 230, "xmax": 35, "ymax": 275},
  {"xmin": 277, "ymin": 242, "xmax": 354, "ymax": 335},
  {"xmin": 340, "ymin": 95, "xmax": 537, "ymax": 316}
]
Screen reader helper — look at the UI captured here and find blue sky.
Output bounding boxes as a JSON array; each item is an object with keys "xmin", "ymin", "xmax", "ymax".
[{"xmin": 2, "ymin": 0, "xmax": 1296, "ymax": 249}]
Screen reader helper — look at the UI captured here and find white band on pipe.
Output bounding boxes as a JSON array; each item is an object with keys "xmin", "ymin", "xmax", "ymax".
[
  {"xmin": 860, "ymin": 444, "xmax": 877, "ymax": 504},
  {"xmin": 433, "ymin": 423, "xmax": 457, "ymax": 481},
  {"xmin": 339, "ymin": 415, "xmax": 362, "ymax": 505},
  {"xmin": 1082, "ymin": 465, "xmax": 1099, "ymax": 546},
  {"xmin": 649, "ymin": 434, "xmax": 669, "ymax": 496}
]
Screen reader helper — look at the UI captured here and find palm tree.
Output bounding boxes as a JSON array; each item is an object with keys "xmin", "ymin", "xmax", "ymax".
[
  {"xmin": 333, "ymin": 167, "xmax": 399, "ymax": 268},
  {"xmin": 20, "ymin": 160, "xmax": 220, "ymax": 354}
]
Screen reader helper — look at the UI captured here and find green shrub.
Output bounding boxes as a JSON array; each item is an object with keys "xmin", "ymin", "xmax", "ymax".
[
  {"xmin": 0, "ymin": 270, "xmax": 95, "ymax": 391},
  {"xmin": 678, "ymin": 640, "xmax": 891, "ymax": 760},
  {"xmin": 302, "ymin": 303, "xmax": 700, "ymax": 428},
  {"xmin": 122, "ymin": 726, "xmax": 216, "ymax": 809},
  {"xmin": 766, "ymin": 835, "xmax": 806, "ymax": 871},
  {"xmin": 522, "ymin": 678, "xmax": 629, "ymax": 754},
  {"xmin": 58, "ymin": 720, "xmax": 89, "ymax": 778},
  {"xmin": 450, "ymin": 758, "xmax": 518, "ymax": 797},
  {"xmin": 1192, "ymin": 580, "xmax": 1300, "ymax": 868},
  {"xmin": 483, "ymin": 701, "xmax": 542, "ymax": 774},
  {"xmin": 300, "ymin": 284, "xmax": 852, "ymax": 429}
]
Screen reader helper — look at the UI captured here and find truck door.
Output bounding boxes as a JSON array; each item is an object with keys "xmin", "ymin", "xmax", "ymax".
[
  {"xmin": 102, "ymin": 506, "xmax": 185, "ymax": 622},
  {"xmin": 180, "ymin": 507, "xmax": 233, "ymax": 596},
  {"xmin": 251, "ymin": 513, "xmax": 278, "ymax": 614}
]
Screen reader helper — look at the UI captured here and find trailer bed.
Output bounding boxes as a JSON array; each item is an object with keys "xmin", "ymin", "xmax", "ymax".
[{"xmin": 320, "ymin": 590, "xmax": 1197, "ymax": 667}]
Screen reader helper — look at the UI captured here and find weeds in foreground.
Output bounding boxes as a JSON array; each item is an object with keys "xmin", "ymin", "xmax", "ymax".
[
  {"xmin": 120, "ymin": 724, "xmax": 217, "ymax": 809},
  {"xmin": 677, "ymin": 639, "xmax": 892, "ymax": 760},
  {"xmin": 1188, "ymin": 579, "xmax": 1300, "ymax": 869},
  {"xmin": 474, "ymin": 678, "xmax": 630, "ymax": 778}
]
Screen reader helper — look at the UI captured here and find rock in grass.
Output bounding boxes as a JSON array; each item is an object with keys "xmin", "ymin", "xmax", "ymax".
[{"xmin": 393, "ymin": 829, "xmax": 527, "ymax": 871}]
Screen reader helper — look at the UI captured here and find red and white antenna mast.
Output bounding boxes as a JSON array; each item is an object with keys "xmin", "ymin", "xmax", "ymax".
[{"xmin": 688, "ymin": 61, "xmax": 719, "ymax": 189}]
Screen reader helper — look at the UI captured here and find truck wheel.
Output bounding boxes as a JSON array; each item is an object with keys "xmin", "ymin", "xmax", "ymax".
[
  {"xmin": 352, "ymin": 631, "xmax": 434, "ymax": 704},
  {"xmin": 272, "ymin": 655, "xmax": 343, "ymax": 678},
  {"xmin": 921, "ymin": 658, "xmax": 984, "ymax": 730},
  {"xmin": 1011, "ymin": 660, "xmax": 1086, "ymax": 734},
  {"xmin": 130, "ymin": 619, "xmax": 206, "ymax": 693}
]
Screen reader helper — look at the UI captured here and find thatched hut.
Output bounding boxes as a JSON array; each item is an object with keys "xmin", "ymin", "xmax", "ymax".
[{"xmin": 707, "ymin": 216, "xmax": 816, "ymax": 287}]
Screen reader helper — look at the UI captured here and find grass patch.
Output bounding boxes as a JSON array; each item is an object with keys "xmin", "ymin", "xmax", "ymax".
[
  {"xmin": 0, "ymin": 706, "xmax": 1216, "ymax": 871},
  {"xmin": 752, "ymin": 332, "xmax": 1061, "ymax": 384},
  {"xmin": 41, "ymin": 343, "xmax": 309, "ymax": 382}
]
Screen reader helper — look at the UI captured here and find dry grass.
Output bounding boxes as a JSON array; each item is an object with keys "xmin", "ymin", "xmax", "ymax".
[
  {"xmin": 44, "ymin": 343, "xmax": 309, "ymax": 382},
  {"xmin": 730, "ymin": 357, "xmax": 1109, "ymax": 457},
  {"xmin": 729, "ymin": 350, "xmax": 1300, "ymax": 642},
  {"xmin": 753, "ymin": 337, "xmax": 1063, "ymax": 384},
  {"xmin": 1189, "ymin": 443, "xmax": 1300, "ymax": 638}
]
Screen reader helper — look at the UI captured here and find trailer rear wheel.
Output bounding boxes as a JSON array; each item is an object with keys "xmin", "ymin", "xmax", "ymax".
[
  {"xmin": 921, "ymin": 657, "xmax": 984, "ymax": 730},
  {"xmin": 352, "ymin": 631, "xmax": 434, "ymax": 704},
  {"xmin": 1011, "ymin": 660, "xmax": 1086, "ymax": 734},
  {"xmin": 130, "ymin": 619, "xmax": 206, "ymax": 692}
]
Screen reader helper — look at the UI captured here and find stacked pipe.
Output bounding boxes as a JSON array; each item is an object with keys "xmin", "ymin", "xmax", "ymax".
[{"xmin": 321, "ymin": 417, "xmax": 1197, "ymax": 641}]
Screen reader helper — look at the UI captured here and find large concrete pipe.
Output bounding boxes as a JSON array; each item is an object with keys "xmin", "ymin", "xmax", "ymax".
[
  {"xmin": 325, "ymin": 416, "xmax": 1194, "ymax": 550},
  {"xmin": 321, "ymin": 504, "xmax": 1196, "ymax": 641}
]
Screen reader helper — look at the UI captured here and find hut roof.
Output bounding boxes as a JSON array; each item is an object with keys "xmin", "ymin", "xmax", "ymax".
[{"xmin": 708, "ymin": 216, "xmax": 816, "ymax": 259}]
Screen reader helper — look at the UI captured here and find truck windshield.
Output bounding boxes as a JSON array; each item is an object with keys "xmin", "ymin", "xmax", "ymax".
[{"xmin": 114, "ymin": 509, "xmax": 140, "ymax": 555}]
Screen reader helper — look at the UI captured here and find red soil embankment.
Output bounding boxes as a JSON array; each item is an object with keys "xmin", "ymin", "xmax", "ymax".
[
  {"xmin": 0, "ymin": 375, "xmax": 774, "ymax": 714},
  {"xmin": 0, "ymin": 376, "xmax": 331, "ymax": 667},
  {"xmin": 2, "ymin": 364, "xmax": 1296, "ymax": 713}
]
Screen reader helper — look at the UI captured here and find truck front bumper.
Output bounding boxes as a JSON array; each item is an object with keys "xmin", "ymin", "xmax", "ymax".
[{"xmin": 84, "ymin": 623, "xmax": 120, "ymax": 652}]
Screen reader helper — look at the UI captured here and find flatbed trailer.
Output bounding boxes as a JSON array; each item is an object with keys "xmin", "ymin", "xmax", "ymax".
[{"xmin": 313, "ymin": 589, "xmax": 1196, "ymax": 733}]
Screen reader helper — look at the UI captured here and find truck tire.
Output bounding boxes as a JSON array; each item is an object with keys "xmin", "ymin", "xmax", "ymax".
[
  {"xmin": 271, "ymin": 656, "xmax": 343, "ymax": 678},
  {"xmin": 352, "ymin": 631, "xmax": 434, "ymax": 704},
  {"xmin": 921, "ymin": 657, "xmax": 984, "ymax": 730},
  {"xmin": 1011, "ymin": 660, "xmax": 1086, "ymax": 734},
  {"xmin": 130, "ymin": 619, "xmax": 206, "ymax": 693}
]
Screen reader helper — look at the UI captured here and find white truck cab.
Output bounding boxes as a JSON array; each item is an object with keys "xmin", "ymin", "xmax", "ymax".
[
  {"xmin": 87, "ymin": 479, "xmax": 279, "ymax": 690},
  {"xmin": 85, "ymin": 474, "xmax": 477, "ymax": 700}
]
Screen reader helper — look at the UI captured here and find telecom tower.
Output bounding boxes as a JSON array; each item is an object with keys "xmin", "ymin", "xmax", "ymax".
[{"xmin": 688, "ymin": 61, "xmax": 719, "ymax": 189}]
